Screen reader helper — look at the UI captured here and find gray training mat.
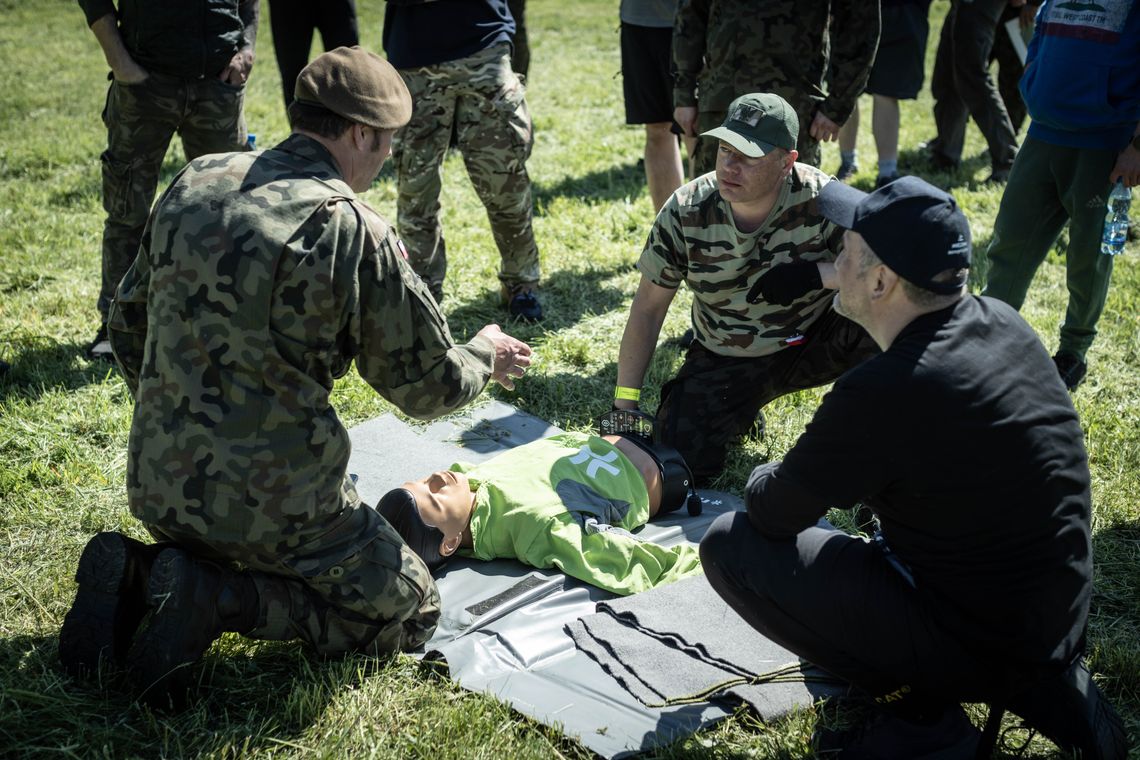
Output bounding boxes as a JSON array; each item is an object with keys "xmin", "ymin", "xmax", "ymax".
[
  {"xmin": 567, "ymin": 574, "xmax": 848, "ymax": 715},
  {"xmin": 347, "ymin": 402, "xmax": 833, "ymax": 758}
]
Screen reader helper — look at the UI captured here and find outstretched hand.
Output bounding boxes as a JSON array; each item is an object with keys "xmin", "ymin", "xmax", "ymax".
[{"xmin": 478, "ymin": 324, "xmax": 533, "ymax": 390}]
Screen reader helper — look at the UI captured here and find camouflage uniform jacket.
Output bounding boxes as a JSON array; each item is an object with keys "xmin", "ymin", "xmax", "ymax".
[
  {"xmin": 108, "ymin": 134, "xmax": 496, "ymax": 551},
  {"xmin": 672, "ymin": 0, "xmax": 880, "ymax": 124},
  {"xmin": 637, "ymin": 165, "xmax": 843, "ymax": 358}
]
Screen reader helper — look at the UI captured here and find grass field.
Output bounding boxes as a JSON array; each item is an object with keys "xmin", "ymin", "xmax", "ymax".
[{"xmin": 1, "ymin": 0, "xmax": 1137, "ymax": 757}]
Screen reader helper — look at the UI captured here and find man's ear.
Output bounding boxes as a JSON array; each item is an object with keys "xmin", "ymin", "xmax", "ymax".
[
  {"xmin": 870, "ymin": 265, "xmax": 898, "ymax": 301},
  {"xmin": 351, "ymin": 123, "xmax": 370, "ymax": 151},
  {"xmin": 440, "ymin": 534, "xmax": 461, "ymax": 557}
]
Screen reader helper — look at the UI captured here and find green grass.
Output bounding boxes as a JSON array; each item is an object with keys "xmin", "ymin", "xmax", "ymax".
[{"xmin": 1, "ymin": 0, "xmax": 1137, "ymax": 756}]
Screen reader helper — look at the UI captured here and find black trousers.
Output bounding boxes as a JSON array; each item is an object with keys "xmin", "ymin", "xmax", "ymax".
[
  {"xmin": 656, "ymin": 308, "xmax": 877, "ymax": 484},
  {"xmin": 269, "ymin": 0, "xmax": 359, "ymax": 111},
  {"xmin": 930, "ymin": 0, "xmax": 1018, "ymax": 169},
  {"xmin": 700, "ymin": 512, "xmax": 1000, "ymax": 706}
]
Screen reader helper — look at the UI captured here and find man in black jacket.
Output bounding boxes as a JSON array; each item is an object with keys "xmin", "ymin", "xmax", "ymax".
[
  {"xmin": 77, "ymin": 0, "xmax": 259, "ymax": 361},
  {"xmin": 700, "ymin": 177, "xmax": 1126, "ymax": 758}
]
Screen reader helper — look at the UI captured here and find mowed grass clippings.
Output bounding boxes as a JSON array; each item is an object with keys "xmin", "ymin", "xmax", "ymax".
[{"xmin": 1, "ymin": 0, "xmax": 1136, "ymax": 756}]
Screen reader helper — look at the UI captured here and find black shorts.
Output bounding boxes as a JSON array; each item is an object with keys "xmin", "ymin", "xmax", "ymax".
[
  {"xmin": 621, "ymin": 22, "xmax": 675, "ymax": 125},
  {"xmin": 866, "ymin": 0, "xmax": 932, "ymax": 100}
]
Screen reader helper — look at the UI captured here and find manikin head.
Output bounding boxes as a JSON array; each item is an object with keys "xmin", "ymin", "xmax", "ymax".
[{"xmin": 378, "ymin": 470, "xmax": 475, "ymax": 570}]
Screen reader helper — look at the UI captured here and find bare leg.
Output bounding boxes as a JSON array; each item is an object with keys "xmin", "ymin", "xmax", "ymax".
[
  {"xmin": 839, "ymin": 99, "xmax": 860, "ymax": 155},
  {"xmin": 644, "ymin": 122, "xmax": 684, "ymax": 212},
  {"xmin": 871, "ymin": 95, "xmax": 901, "ymax": 164}
]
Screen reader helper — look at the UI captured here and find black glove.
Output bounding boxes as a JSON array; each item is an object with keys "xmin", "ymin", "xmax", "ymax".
[{"xmin": 746, "ymin": 261, "xmax": 823, "ymax": 306}]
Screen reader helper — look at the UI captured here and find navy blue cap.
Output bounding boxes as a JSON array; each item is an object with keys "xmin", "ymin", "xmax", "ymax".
[{"xmin": 817, "ymin": 176, "xmax": 972, "ymax": 295}]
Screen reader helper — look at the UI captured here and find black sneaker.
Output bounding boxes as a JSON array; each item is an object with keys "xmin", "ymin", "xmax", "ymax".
[
  {"xmin": 836, "ymin": 160, "xmax": 859, "ymax": 183},
  {"xmin": 815, "ymin": 704, "xmax": 980, "ymax": 759},
  {"xmin": 984, "ymin": 166, "xmax": 1012, "ymax": 185},
  {"xmin": 1007, "ymin": 659, "xmax": 1128, "ymax": 760},
  {"xmin": 1053, "ymin": 352, "xmax": 1088, "ymax": 391},
  {"xmin": 85, "ymin": 324, "xmax": 114, "ymax": 363},
  {"xmin": 506, "ymin": 286, "xmax": 543, "ymax": 322},
  {"xmin": 875, "ymin": 173, "xmax": 901, "ymax": 189},
  {"xmin": 59, "ymin": 532, "xmax": 162, "ymax": 677}
]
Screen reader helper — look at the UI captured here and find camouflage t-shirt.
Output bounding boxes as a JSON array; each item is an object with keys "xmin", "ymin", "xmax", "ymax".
[
  {"xmin": 637, "ymin": 163, "xmax": 842, "ymax": 358},
  {"xmin": 109, "ymin": 134, "xmax": 496, "ymax": 554}
]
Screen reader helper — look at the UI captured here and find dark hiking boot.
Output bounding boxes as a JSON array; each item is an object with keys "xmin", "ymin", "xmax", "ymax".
[
  {"xmin": 503, "ymin": 282, "xmax": 543, "ymax": 322},
  {"xmin": 815, "ymin": 704, "xmax": 980, "ymax": 759},
  {"xmin": 1007, "ymin": 659, "xmax": 1128, "ymax": 760},
  {"xmin": 127, "ymin": 548, "xmax": 258, "ymax": 707},
  {"xmin": 836, "ymin": 159, "xmax": 859, "ymax": 183},
  {"xmin": 59, "ymin": 532, "xmax": 163, "ymax": 677}
]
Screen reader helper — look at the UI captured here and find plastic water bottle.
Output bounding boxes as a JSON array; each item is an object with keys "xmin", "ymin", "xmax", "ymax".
[{"xmin": 1100, "ymin": 179, "xmax": 1131, "ymax": 256}]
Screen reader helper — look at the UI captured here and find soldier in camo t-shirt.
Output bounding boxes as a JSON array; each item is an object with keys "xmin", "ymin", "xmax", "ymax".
[{"xmin": 615, "ymin": 93, "xmax": 879, "ymax": 483}]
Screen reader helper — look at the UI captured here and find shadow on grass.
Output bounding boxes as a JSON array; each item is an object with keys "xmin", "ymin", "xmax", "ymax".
[
  {"xmin": 897, "ymin": 147, "xmax": 992, "ymax": 191},
  {"xmin": 0, "ymin": 338, "xmax": 121, "ymax": 404},
  {"xmin": 533, "ymin": 159, "xmax": 645, "ymax": 210},
  {"xmin": 0, "ymin": 633, "xmax": 364, "ymax": 757},
  {"xmin": 442, "ymin": 263, "xmax": 634, "ymax": 338}
]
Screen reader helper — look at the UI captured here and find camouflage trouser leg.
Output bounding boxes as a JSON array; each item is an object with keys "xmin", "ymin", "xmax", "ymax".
[
  {"xmin": 97, "ymin": 74, "xmax": 246, "ymax": 321},
  {"xmin": 656, "ymin": 308, "xmax": 879, "ymax": 484},
  {"xmin": 395, "ymin": 42, "xmax": 540, "ymax": 292},
  {"xmin": 692, "ymin": 110, "xmax": 725, "ymax": 177},
  {"xmin": 146, "ymin": 500, "xmax": 440, "ymax": 655}
]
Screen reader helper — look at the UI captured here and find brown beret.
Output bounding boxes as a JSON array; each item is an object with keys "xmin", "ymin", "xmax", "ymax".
[{"xmin": 294, "ymin": 46, "xmax": 412, "ymax": 130}]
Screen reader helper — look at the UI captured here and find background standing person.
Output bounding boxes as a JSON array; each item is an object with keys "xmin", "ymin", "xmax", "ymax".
[
  {"xmin": 836, "ymin": 0, "xmax": 934, "ymax": 188},
  {"xmin": 983, "ymin": 0, "xmax": 1140, "ymax": 391},
  {"xmin": 925, "ymin": 0, "xmax": 1021, "ymax": 182},
  {"xmin": 267, "ymin": 0, "xmax": 359, "ymax": 112},
  {"xmin": 621, "ymin": 0, "xmax": 693, "ymax": 212},
  {"xmin": 672, "ymin": 0, "xmax": 880, "ymax": 173},
  {"xmin": 59, "ymin": 47, "xmax": 534, "ymax": 705},
  {"xmin": 614, "ymin": 93, "xmax": 878, "ymax": 484},
  {"xmin": 78, "ymin": 0, "xmax": 259, "ymax": 361},
  {"xmin": 383, "ymin": 0, "xmax": 543, "ymax": 321}
]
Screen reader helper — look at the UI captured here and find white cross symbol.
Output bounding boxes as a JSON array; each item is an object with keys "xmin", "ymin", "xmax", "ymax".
[{"xmin": 568, "ymin": 445, "xmax": 622, "ymax": 479}]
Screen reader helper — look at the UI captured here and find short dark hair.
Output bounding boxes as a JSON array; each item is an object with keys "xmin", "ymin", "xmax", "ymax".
[
  {"xmin": 287, "ymin": 100, "xmax": 354, "ymax": 140},
  {"xmin": 900, "ymin": 268, "xmax": 967, "ymax": 307},
  {"xmin": 861, "ymin": 244, "xmax": 964, "ymax": 307},
  {"xmin": 377, "ymin": 488, "xmax": 446, "ymax": 570}
]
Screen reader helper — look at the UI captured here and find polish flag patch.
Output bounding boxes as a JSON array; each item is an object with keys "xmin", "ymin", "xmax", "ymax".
[{"xmin": 784, "ymin": 334, "xmax": 806, "ymax": 346}]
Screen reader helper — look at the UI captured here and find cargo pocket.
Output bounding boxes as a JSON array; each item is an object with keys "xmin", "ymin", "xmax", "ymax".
[{"xmin": 491, "ymin": 75, "xmax": 534, "ymax": 162}]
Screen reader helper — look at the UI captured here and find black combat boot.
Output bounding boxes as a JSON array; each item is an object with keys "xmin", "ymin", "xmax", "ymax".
[
  {"xmin": 1006, "ymin": 659, "xmax": 1128, "ymax": 760},
  {"xmin": 59, "ymin": 532, "xmax": 165, "ymax": 677},
  {"xmin": 127, "ymin": 548, "xmax": 258, "ymax": 707}
]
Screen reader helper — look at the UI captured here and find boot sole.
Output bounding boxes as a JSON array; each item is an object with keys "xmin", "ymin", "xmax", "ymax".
[
  {"xmin": 128, "ymin": 549, "xmax": 211, "ymax": 706},
  {"xmin": 59, "ymin": 532, "xmax": 146, "ymax": 677}
]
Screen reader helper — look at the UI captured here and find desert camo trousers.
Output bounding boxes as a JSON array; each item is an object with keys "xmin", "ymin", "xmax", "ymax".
[{"xmin": 393, "ymin": 42, "xmax": 540, "ymax": 296}]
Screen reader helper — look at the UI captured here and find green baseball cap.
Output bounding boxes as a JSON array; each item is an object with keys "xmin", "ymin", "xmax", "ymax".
[{"xmin": 701, "ymin": 92, "xmax": 799, "ymax": 157}]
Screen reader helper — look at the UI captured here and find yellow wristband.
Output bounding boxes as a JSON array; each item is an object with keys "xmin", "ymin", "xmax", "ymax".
[{"xmin": 614, "ymin": 386, "xmax": 641, "ymax": 402}]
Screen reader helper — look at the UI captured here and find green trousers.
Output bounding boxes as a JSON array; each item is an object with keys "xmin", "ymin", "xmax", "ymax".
[{"xmin": 983, "ymin": 135, "xmax": 1119, "ymax": 361}]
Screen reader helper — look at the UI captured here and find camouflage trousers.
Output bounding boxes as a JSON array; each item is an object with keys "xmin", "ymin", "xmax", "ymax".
[
  {"xmin": 98, "ymin": 73, "xmax": 248, "ymax": 320},
  {"xmin": 693, "ymin": 92, "xmax": 824, "ymax": 175},
  {"xmin": 656, "ymin": 308, "xmax": 878, "ymax": 484},
  {"xmin": 147, "ymin": 495, "xmax": 440, "ymax": 655},
  {"xmin": 394, "ymin": 42, "xmax": 540, "ymax": 296}
]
